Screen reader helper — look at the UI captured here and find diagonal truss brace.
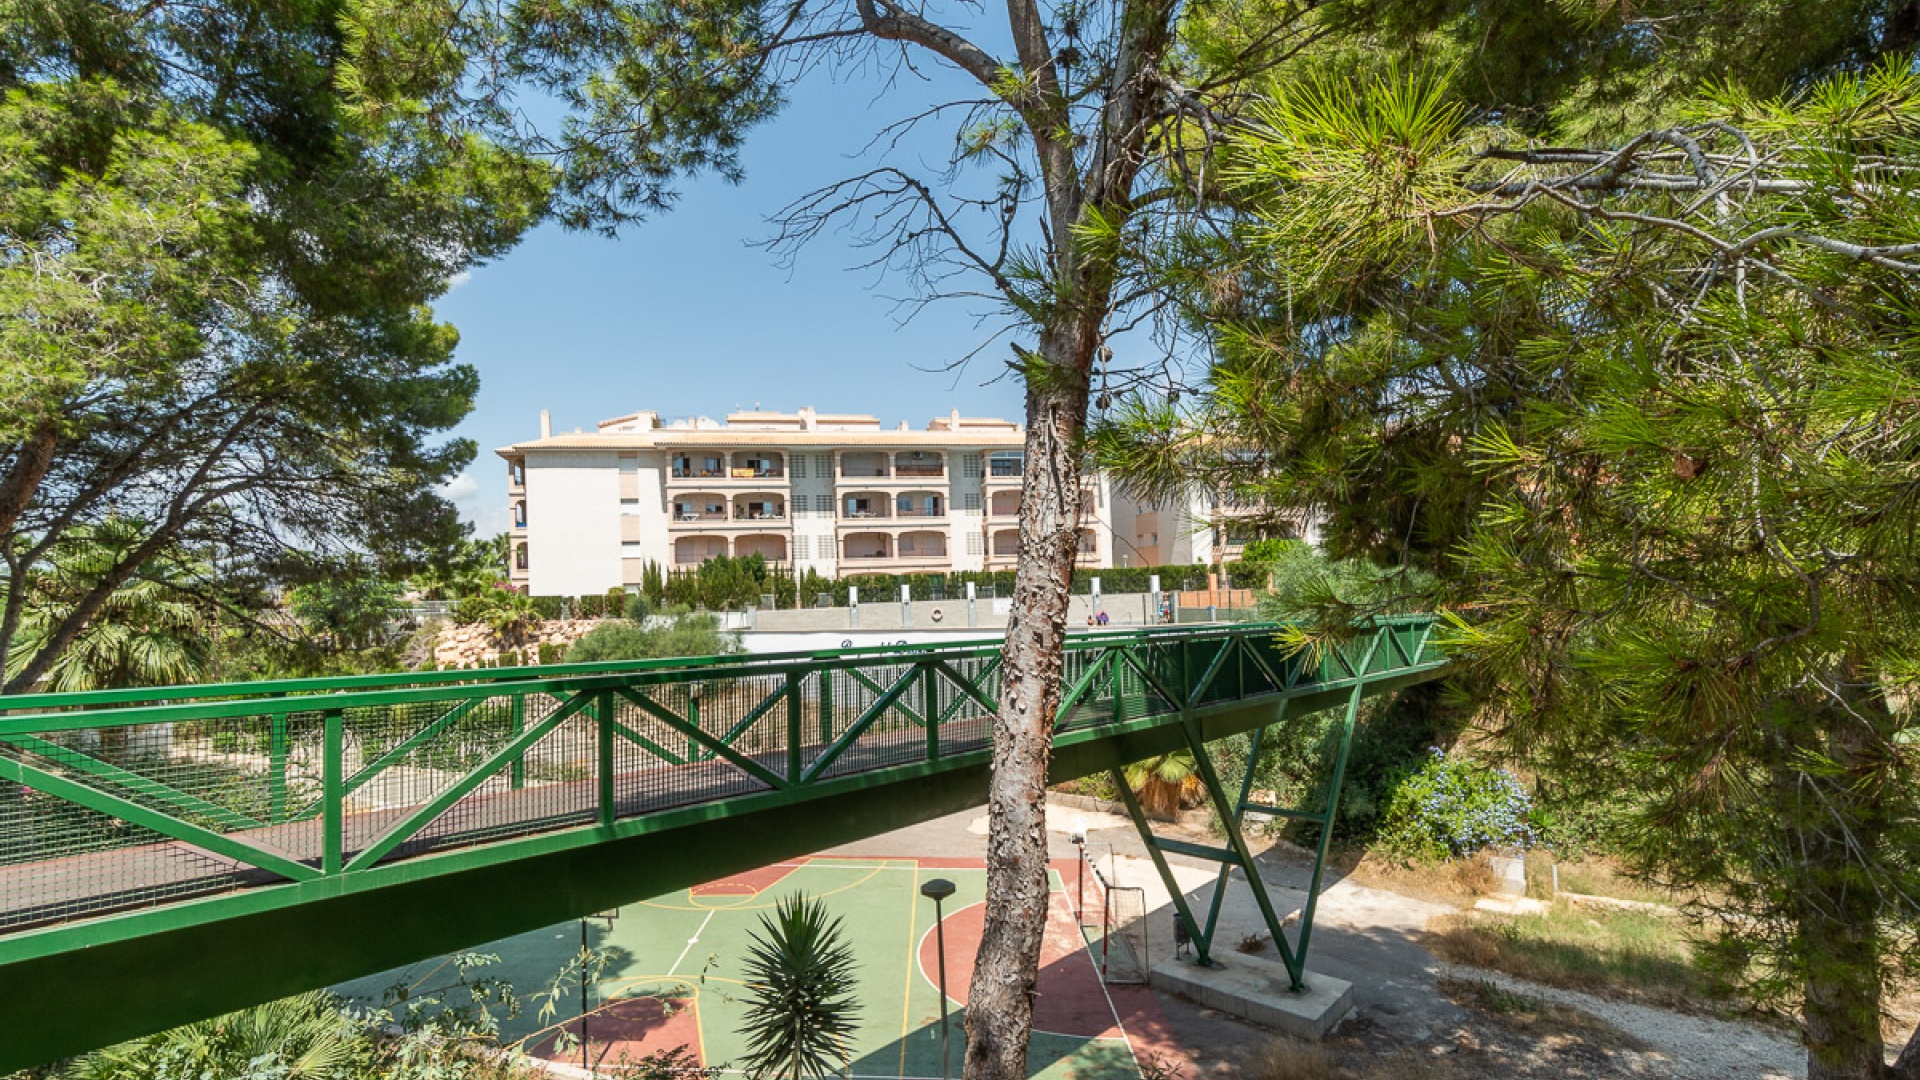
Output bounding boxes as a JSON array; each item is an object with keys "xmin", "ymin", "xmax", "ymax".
[{"xmin": 1107, "ymin": 631, "xmax": 1388, "ymax": 990}]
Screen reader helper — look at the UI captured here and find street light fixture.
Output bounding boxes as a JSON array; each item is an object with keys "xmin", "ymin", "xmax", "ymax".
[{"xmin": 919, "ymin": 878, "xmax": 958, "ymax": 1080}]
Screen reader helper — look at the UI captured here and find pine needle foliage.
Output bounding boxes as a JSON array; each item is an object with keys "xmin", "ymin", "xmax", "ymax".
[
  {"xmin": 1149, "ymin": 58, "xmax": 1920, "ymax": 1080},
  {"xmin": 736, "ymin": 893, "xmax": 861, "ymax": 1080}
]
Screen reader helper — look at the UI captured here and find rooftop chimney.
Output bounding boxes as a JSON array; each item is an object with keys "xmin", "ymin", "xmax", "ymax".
[{"xmin": 539, "ymin": 409, "xmax": 551, "ymax": 439}]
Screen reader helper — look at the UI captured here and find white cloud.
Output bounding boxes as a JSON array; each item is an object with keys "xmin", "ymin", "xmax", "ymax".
[
  {"xmin": 446, "ymin": 270, "xmax": 473, "ymax": 291},
  {"xmin": 441, "ymin": 470, "xmax": 509, "ymax": 537}
]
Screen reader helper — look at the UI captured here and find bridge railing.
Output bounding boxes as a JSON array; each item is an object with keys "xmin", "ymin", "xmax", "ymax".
[{"xmin": 0, "ymin": 618, "xmax": 1439, "ymax": 936}]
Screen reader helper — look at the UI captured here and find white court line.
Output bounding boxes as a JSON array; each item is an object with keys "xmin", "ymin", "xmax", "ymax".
[{"xmin": 669, "ymin": 910, "xmax": 717, "ymax": 976}]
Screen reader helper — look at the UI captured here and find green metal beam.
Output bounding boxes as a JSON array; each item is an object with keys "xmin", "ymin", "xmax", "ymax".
[
  {"xmin": 0, "ymin": 756, "xmax": 318, "ymax": 884},
  {"xmin": 0, "ymin": 734, "xmax": 264, "ymax": 831},
  {"xmin": 0, "ymin": 619, "xmax": 1448, "ymax": 1072}
]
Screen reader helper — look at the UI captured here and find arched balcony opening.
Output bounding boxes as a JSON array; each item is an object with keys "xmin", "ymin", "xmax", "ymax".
[
  {"xmin": 842, "ymin": 532, "xmax": 893, "ymax": 561},
  {"xmin": 735, "ymin": 535, "xmax": 788, "ymax": 562},
  {"xmin": 840, "ymin": 492, "xmax": 890, "ymax": 520},
  {"xmin": 733, "ymin": 493, "xmax": 786, "ymax": 521},
  {"xmin": 895, "ymin": 491, "xmax": 945, "ymax": 520},
  {"xmin": 671, "ymin": 494, "xmax": 728, "ymax": 524},
  {"xmin": 839, "ymin": 451, "xmax": 889, "ymax": 478},
  {"xmin": 674, "ymin": 536, "xmax": 727, "ymax": 565},
  {"xmin": 892, "ymin": 450, "xmax": 944, "ymax": 478},
  {"xmin": 989, "ymin": 490, "xmax": 1021, "ymax": 517},
  {"xmin": 671, "ymin": 453, "xmax": 727, "ymax": 480},
  {"xmin": 897, "ymin": 531, "xmax": 947, "ymax": 559},
  {"xmin": 990, "ymin": 529, "xmax": 1020, "ymax": 557},
  {"xmin": 729, "ymin": 451, "xmax": 784, "ymax": 480}
]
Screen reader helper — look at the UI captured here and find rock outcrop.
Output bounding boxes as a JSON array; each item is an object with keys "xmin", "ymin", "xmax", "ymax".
[{"xmin": 430, "ymin": 619, "xmax": 600, "ymax": 669}]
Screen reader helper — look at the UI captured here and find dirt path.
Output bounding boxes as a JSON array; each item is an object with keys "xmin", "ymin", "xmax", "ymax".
[{"xmin": 1459, "ymin": 969, "xmax": 1802, "ymax": 1079}]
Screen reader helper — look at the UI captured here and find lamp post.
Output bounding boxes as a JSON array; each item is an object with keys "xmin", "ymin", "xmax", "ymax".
[
  {"xmin": 919, "ymin": 878, "xmax": 958, "ymax": 1080},
  {"xmin": 1069, "ymin": 816, "xmax": 1088, "ymax": 921}
]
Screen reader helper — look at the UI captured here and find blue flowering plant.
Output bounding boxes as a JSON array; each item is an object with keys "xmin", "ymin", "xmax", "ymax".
[{"xmin": 1377, "ymin": 748, "xmax": 1534, "ymax": 862}]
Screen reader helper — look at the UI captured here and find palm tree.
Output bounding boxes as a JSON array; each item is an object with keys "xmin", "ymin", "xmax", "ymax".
[
  {"xmin": 736, "ymin": 894, "xmax": 861, "ymax": 1080},
  {"xmin": 1122, "ymin": 751, "xmax": 1201, "ymax": 820},
  {"xmin": 66, "ymin": 991, "xmax": 358, "ymax": 1080},
  {"xmin": 5, "ymin": 525, "xmax": 211, "ymax": 694}
]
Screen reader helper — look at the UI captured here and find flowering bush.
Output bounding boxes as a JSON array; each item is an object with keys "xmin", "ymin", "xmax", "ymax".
[{"xmin": 1377, "ymin": 748, "xmax": 1533, "ymax": 861}]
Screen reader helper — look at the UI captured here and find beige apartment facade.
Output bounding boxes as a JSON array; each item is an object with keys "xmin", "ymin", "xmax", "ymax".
[{"xmin": 500, "ymin": 406, "xmax": 1116, "ymax": 596}]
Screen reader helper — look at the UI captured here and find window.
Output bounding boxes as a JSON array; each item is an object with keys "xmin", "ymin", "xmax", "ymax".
[
  {"xmin": 514, "ymin": 544, "xmax": 528, "ymax": 570},
  {"xmin": 844, "ymin": 496, "xmax": 876, "ymax": 517},
  {"xmin": 960, "ymin": 493, "xmax": 981, "ymax": 511},
  {"xmin": 513, "ymin": 501, "xmax": 526, "ymax": 527},
  {"xmin": 620, "ymin": 498, "xmax": 640, "ymax": 513},
  {"xmin": 792, "ymin": 455, "xmax": 808, "ymax": 479},
  {"xmin": 793, "ymin": 536, "xmax": 810, "ymax": 559},
  {"xmin": 989, "ymin": 451, "xmax": 1023, "ymax": 477},
  {"xmin": 966, "ymin": 533, "xmax": 983, "ymax": 555},
  {"xmin": 816, "ymin": 453, "xmax": 832, "ymax": 474},
  {"xmin": 962, "ymin": 453, "xmax": 983, "ymax": 478}
]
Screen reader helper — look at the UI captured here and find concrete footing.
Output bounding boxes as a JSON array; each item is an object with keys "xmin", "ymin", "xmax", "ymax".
[{"xmin": 1150, "ymin": 953, "xmax": 1353, "ymax": 1039}]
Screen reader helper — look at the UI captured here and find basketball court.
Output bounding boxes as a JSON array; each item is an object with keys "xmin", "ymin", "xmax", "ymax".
[{"xmin": 340, "ymin": 855, "xmax": 1179, "ymax": 1079}]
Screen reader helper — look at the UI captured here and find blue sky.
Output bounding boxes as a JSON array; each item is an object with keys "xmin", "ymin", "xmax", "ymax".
[{"xmin": 435, "ymin": 48, "xmax": 1044, "ymax": 536}]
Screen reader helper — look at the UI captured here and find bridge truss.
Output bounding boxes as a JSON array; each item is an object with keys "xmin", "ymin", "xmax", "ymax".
[{"xmin": 0, "ymin": 619, "xmax": 1443, "ymax": 1068}]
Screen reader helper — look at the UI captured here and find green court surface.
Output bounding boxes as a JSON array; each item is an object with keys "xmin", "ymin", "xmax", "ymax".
[{"xmin": 337, "ymin": 856, "xmax": 1176, "ymax": 1080}]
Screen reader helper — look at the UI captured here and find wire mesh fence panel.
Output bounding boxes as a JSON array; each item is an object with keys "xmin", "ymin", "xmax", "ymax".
[
  {"xmin": 934, "ymin": 654, "xmax": 996, "ymax": 755},
  {"xmin": 1099, "ymin": 884, "xmax": 1150, "ymax": 984},
  {"xmin": 1054, "ymin": 648, "xmax": 1111, "ymax": 731},
  {"xmin": 819, "ymin": 661, "xmax": 931, "ymax": 779}
]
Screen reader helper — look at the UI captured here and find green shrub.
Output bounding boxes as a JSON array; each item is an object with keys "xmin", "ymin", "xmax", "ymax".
[
  {"xmin": 622, "ymin": 592, "xmax": 654, "ymax": 621},
  {"xmin": 564, "ymin": 612, "xmax": 739, "ymax": 663},
  {"xmin": 1377, "ymin": 749, "xmax": 1534, "ymax": 862}
]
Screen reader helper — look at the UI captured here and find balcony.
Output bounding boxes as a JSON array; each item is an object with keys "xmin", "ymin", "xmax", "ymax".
[
  {"xmin": 838, "ymin": 491, "xmax": 891, "ymax": 523},
  {"xmin": 835, "ymin": 451, "xmax": 947, "ymax": 482},
  {"xmin": 893, "ymin": 491, "xmax": 946, "ymax": 521},
  {"xmin": 670, "ymin": 451, "xmax": 787, "ymax": 484},
  {"xmin": 840, "ymin": 529, "xmax": 950, "ymax": 570}
]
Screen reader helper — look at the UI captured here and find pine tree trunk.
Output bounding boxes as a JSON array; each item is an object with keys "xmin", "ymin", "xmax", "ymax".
[
  {"xmin": 961, "ymin": 361, "xmax": 1089, "ymax": 1080},
  {"xmin": 1802, "ymin": 906, "xmax": 1887, "ymax": 1080},
  {"xmin": 1800, "ymin": 684, "xmax": 1894, "ymax": 1080}
]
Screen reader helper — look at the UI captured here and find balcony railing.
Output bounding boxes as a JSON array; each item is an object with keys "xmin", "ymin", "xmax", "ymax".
[
  {"xmin": 733, "ymin": 510, "xmax": 787, "ymax": 521},
  {"xmin": 892, "ymin": 464, "xmax": 945, "ymax": 478}
]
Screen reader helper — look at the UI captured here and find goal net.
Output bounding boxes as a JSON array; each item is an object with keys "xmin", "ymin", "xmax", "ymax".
[{"xmin": 1077, "ymin": 854, "xmax": 1149, "ymax": 985}]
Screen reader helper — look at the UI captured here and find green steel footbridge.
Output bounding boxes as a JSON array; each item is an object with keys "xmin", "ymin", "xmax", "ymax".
[{"xmin": 0, "ymin": 619, "xmax": 1445, "ymax": 1070}]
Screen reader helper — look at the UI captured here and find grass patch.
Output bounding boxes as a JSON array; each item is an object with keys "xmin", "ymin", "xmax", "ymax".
[
  {"xmin": 1426, "ymin": 900, "xmax": 1730, "ymax": 1011},
  {"xmin": 1340, "ymin": 849, "xmax": 1499, "ymax": 905},
  {"xmin": 1552, "ymin": 858, "xmax": 1678, "ymax": 906}
]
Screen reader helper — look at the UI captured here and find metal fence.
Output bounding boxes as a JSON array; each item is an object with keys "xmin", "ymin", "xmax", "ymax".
[{"xmin": 0, "ymin": 619, "xmax": 1440, "ymax": 937}]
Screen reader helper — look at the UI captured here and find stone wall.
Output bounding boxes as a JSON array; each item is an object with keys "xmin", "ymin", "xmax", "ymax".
[{"xmin": 430, "ymin": 618, "xmax": 600, "ymax": 669}]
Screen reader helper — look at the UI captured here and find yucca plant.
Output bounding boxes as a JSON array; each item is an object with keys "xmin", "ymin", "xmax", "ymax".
[{"xmin": 735, "ymin": 893, "xmax": 860, "ymax": 1080}]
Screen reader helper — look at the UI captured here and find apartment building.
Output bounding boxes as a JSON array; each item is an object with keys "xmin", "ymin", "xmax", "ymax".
[{"xmin": 500, "ymin": 406, "xmax": 1115, "ymax": 596}]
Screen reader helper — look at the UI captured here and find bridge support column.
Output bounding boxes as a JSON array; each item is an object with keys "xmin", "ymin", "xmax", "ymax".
[{"xmin": 1108, "ymin": 635, "xmax": 1388, "ymax": 992}]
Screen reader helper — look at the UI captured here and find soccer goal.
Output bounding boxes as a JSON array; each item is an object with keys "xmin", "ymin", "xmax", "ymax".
[{"xmin": 1079, "ymin": 855, "xmax": 1149, "ymax": 985}]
